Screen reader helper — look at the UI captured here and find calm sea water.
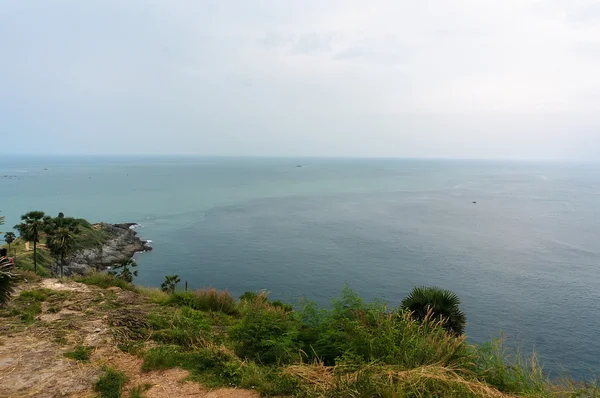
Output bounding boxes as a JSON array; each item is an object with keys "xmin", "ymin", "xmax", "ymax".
[{"xmin": 1, "ymin": 156, "xmax": 599, "ymax": 379}]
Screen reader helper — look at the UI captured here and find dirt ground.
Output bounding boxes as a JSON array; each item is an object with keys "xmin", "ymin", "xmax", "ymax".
[{"xmin": 0, "ymin": 279, "xmax": 260, "ymax": 398}]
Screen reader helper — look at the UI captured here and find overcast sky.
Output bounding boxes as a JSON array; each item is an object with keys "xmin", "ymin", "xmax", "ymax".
[{"xmin": 1, "ymin": 0, "xmax": 600, "ymax": 159}]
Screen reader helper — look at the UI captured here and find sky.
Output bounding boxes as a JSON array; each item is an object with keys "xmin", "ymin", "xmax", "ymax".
[{"xmin": 1, "ymin": 0, "xmax": 600, "ymax": 159}]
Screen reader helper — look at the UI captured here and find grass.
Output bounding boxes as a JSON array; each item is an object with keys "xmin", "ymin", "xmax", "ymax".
[
  {"xmin": 73, "ymin": 272, "xmax": 137, "ymax": 291},
  {"xmin": 95, "ymin": 367, "xmax": 128, "ymax": 398},
  {"xmin": 4, "ymin": 272, "xmax": 599, "ymax": 398},
  {"xmin": 132, "ymin": 285, "xmax": 600, "ymax": 397},
  {"xmin": 137, "ymin": 286, "xmax": 170, "ymax": 304},
  {"xmin": 128, "ymin": 384, "xmax": 152, "ymax": 398},
  {"xmin": 168, "ymin": 287, "xmax": 238, "ymax": 314},
  {"xmin": 64, "ymin": 345, "xmax": 93, "ymax": 361}
]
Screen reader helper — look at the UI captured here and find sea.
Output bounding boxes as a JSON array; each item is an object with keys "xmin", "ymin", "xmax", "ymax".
[{"xmin": 1, "ymin": 156, "xmax": 599, "ymax": 379}]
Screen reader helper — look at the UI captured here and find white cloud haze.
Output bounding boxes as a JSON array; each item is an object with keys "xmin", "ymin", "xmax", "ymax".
[{"xmin": 1, "ymin": 0, "xmax": 600, "ymax": 159}]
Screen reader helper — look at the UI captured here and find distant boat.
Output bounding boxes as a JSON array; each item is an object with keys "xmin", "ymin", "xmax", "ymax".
[
  {"xmin": 296, "ymin": 165, "xmax": 303, "ymax": 168},
  {"xmin": 472, "ymin": 201, "xmax": 477, "ymax": 204}
]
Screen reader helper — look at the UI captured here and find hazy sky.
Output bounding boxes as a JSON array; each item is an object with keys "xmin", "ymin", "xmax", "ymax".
[{"xmin": 1, "ymin": 0, "xmax": 600, "ymax": 159}]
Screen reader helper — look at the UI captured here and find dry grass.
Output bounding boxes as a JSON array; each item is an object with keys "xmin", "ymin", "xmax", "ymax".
[{"xmin": 285, "ymin": 363, "xmax": 518, "ymax": 398}]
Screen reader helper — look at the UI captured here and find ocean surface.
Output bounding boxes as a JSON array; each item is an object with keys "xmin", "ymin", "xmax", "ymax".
[{"xmin": 1, "ymin": 156, "xmax": 599, "ymax": 379}]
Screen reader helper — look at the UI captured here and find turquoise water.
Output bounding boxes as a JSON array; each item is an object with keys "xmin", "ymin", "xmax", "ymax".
[{"xmin": 1, "ymin": 156, "xmax": 599, "ymax": 379}]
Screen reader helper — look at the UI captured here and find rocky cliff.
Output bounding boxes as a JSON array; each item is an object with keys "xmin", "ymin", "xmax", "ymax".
[{"xmin": 66, "ymin": 223, "xmax": 152, "ymax": 274}]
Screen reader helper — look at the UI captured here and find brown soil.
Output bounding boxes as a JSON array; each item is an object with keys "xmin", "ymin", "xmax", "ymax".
[{"xmin": 0, "ymin": 279, "xmax": 260, "ymax": 398}]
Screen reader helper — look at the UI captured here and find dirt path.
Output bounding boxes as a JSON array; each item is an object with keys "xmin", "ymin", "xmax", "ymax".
[{"xmin": 0, "ymin": 279, "xmax": 259, "ymax": 398}]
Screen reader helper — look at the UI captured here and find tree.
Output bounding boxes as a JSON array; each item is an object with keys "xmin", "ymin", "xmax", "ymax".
[
  {"xmin": 401, "ymin": 286, "xmax": 467, "ymax": 335},
  {"xmin": 14, "ymin": 211, "xmax": 50, "ymax": 274},
  {"xmin": 46, "ymin": 217, "xmax": 80, "ymax": 278},
  {"xmin": 4, "ymin": 232, "xmax": 16, "ymax": 254},
  {"xmin": 110, "ymin": 259, "xmax": 138, "ymax": 283},
  {"xmin": 161, "ymin": 274, "xmax": 180, "ymax": 294}
]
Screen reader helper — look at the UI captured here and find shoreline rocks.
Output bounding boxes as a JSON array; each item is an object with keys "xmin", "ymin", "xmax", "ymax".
[{"xmin": 65, "ymin": 223, "xmax": 152, "ymax": 275}]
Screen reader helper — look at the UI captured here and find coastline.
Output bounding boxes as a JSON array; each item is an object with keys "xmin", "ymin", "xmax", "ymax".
[{"xmin": 65, "ymin": 223, "xmax": 152, "ymax": 275}]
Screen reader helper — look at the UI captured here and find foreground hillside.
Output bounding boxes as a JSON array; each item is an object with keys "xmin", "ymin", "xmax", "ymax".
[{"xmin": 0, "ymin": 273, "xmax": 598, "ymax": 398}]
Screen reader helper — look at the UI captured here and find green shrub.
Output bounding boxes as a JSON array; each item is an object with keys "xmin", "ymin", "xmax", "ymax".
[
  {"xmin": 229, "ymin": 308, "xmax": 300, "ymax": 365},
  {"xmin": 137, "ymin": 286, "xmax": 170, "ymax": 304},
  {"xmin": 296, "ymin": 286, "xmax": 472, "ymax": 370},
  {"xmin": 74, "ymin": 272, "xmax": 137, "ymax": 291},
  {"xmin": 142, "ymin": 345, "xmax": 235, "ymax": 377},
  {"xmin": 95, "ymin": 367, "xmax": 128, "ymax": 398},
  {"xmin": 401, "ymin": 286, "xmax": 467, "ymax": 335},
  {"xmin": 169, "ymin": 287, "xmax": 237, "ymax": 314},
  {"xmin": 239, "ymin": 291, "xmax": 259, "ymax": 302},
  {"xmin": 148, "ymin": 307, "xmax": 210, "ymax": 346},
  {"xmin": 64, "ymin": 345, "xmax": 93, "ymax": 361},
  {"xmin": 474, "ymin": 338, "xmax": 546, "ymax": 394}
]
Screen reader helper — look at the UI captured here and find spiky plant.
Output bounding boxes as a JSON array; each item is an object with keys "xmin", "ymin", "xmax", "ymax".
[
  {"xmin": 401, "ymin": 286, "xmax": 467, "ymax": 335},
  {"xmin": 0, "ymin": 271, "xmax": 17, "ymax": 307}
]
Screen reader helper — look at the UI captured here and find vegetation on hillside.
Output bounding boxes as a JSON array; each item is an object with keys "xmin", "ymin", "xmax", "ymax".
[
  {"xmin": 1, "ymin": 211, "xmax": 599, "ymax": 396},
  {"xmin": 2, "ymin": 211, "xmax": 111, "ymax": 277},
  {"xmin": 12, "ymin": 273, "xmax": 586, "ymax": 398}
]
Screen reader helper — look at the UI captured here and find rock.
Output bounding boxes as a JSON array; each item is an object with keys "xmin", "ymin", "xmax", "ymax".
[{"xmin": 63, "ymin": 223, "xmax": 152, "ymax": 275}]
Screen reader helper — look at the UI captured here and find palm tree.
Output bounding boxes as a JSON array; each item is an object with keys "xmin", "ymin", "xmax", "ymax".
[
  {"xmin": 110, "ymin": 259, "xmax": 138, "ymax": 283},
  {"xmin": 14, "ymin": 211, "xmax": 50, "ymax": 274},
  {"xmin": 161, "ymin": 274, "xmax": 180, "ymax": 294},
  {"xmin": 46, "ymin": 218, "xmax": 79, "ymax": 278},
  {"xmin": 401, "ymin": 286, "xmax": 467, "ymax": 335},
  {"xmin": 4, "ymin": 232, "xmax": 16, "ymax": 255}
]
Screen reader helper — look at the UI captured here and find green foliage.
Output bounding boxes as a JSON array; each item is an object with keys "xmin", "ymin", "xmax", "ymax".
[
  {"xmin": 109, "ymin": 259, "xmax": 138, "ymax": 283},
  {"xmin": 17, "ymin": 300, "xmax": 42, "ymax": 323},
  {"xmin": 136, "ymin": 286, "xmax": 170, "ymax": 304},
  {"xmin": 6, "ymin": 288, "xmax": 52, "ymax": 322},
  {"xmin": 239, "ymin": 291, "xmax": 259, "ymax": 302},
  {"xmin": 128, "ymin": 384, "xmax": 151, "ymax": 398},
  {"xmin": 64, "ymin": 345, "xmax": 93, "ymax": 361},
  {"xmin": 475, "ymin": 338, "xmax": 547, "ymax": 394},
  {"xmin": 19, "ymin": 289, "xmax": 49, "ymax": 301},
  {"xmin": 160, "ymin": 274, "xmax": 180, "ymax": 294},
  {"xmin": 0, "ymin": 271, "xmax": 18, "ymax": 307},
  {"xmin": 45, "ymin": 216, "xmax": 80, "ymax": 278},
  {"xmin": 14, "ymin": 211, "xmax": 50, "ymax": 274},
  {"xmin": 168, "ymin": 287, "xmax": 237, "ymax": 314},
  {"xmin": 148, "ymin": 307, "xmax": 210, "ymax": 346},
  {"xmin": 230, "ymin": 307, "xmax": 300, "ymax": 365},
  {"xmin": 4, "ymin": 232, "xmax": 16, "ymax": 250},
  {"xmin": 295, "ymin": 286, "xmax": 472, "ymax": 369},
  {"xmin": 401, "ymin": 286, "xmax": 467, "ymax": 335},
  {"xmin": 74, "ymin": 272, "xmax": 137, "ymax": 291},
  {"xmin": 95, "ymin": 367, "xmax": 128, "ymax": 398}
]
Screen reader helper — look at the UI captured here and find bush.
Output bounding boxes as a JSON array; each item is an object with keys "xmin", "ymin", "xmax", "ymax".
[
  {"xmin": 95, "ymin": 367, "xmax": 128, "ymax": 398},
  {"xmin": 296, "ymin": 286, "xmax": 472, "ymax": 369},
  {"xmin": 474, "ymin": 338, "xmax": 546, "ymax": 394},
  {"xmin": 401, "ymin": 286, "xmax": 467, "ymax": 335},
  {"xmin": 168, "ymin": 287, "xmax": 237, "ymax": 314},
  {"xmin": 74, "ymin": 272, "xmax": 137, "ymax": 291},
  {"xmin": 148, "ymin": 307, "xmax": 210, "ymax": 346},
  {"xmin": 229, "ymin": 308, "xmax": 300, "ymax": 365}
]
